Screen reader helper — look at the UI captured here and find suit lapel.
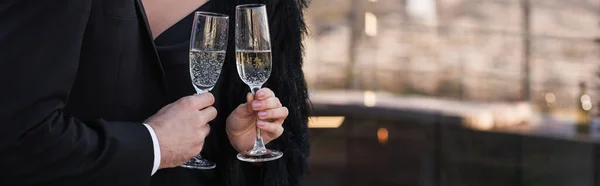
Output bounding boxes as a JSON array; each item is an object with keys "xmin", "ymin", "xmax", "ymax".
[{"xmin": 134, "ymin": 0, "xmax": 169, "ymax": 92}]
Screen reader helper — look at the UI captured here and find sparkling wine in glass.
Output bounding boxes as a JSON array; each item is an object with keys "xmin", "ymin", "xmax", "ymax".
[
  {"xmin": 235, "ymin": 4, "xmax": 283, "ymax": 162},
  {"xmin": 180, "ymin": 11, "xmax": 229, "ymax": 170}
]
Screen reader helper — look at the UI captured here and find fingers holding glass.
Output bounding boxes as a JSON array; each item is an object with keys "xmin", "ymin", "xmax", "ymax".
[
  {"xmin": 257, "ymin": 107, "xmax": 288, "ymax": 121},
  {"xmin": 255, "ymin": 88, "xmax": 274, "ymax": 100},
  {"xmin": 256, "ymin": 120, "xmax": 285, "ymax": 138},
  {"xmin": 251, "ymin": 97, "xmax": 282, "ymax": 111}
]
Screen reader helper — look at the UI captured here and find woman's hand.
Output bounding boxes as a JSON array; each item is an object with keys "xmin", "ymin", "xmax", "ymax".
[{"xmin": 226, "ymin": 88, "xmax": 288, "ymax": 152}]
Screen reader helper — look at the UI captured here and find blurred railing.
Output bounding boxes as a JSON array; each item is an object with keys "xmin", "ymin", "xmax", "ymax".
[{"xmin": 304, "ymin": 91, "xmax": 600, "ymax": 186}]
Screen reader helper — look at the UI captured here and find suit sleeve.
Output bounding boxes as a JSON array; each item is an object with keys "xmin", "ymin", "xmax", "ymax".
[{"xmin": 0, "ymin": 1, "xmax": 155, "ymax": 185}]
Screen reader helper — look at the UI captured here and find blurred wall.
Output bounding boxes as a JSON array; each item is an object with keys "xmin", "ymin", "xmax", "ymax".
[{"xmin": 303, "ymin": 0, "xmax": 600, "ymax": 115}]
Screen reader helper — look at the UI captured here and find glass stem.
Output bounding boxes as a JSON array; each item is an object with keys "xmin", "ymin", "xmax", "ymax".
[
  {"xmin": 250, "ymin": 86, "xmax": 268, "ymax": 154},
  {"xmin": 196, "ymin": 89, "xmax": 209, "ymax": 95},
  {"xmin": 195, "ymin": 89, "xmax": 209, "ymax": 157}
]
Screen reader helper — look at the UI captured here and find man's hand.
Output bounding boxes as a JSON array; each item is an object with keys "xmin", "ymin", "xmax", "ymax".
[
  {"xmin": 145, "ymin": 93, "xmax": 217, "ymax": 169},
  {"xmin": 226, "ymin": 88, "xmax": 288, "ymax": 152}
]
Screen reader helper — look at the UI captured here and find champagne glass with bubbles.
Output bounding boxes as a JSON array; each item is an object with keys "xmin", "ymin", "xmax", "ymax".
[
  {"xmin": 181, "ymin": 11, "xmax": 229, "ymax": 170},
  {"xmin": 235, "ymin": 4, "xmax": 283, "ymax": 162}
]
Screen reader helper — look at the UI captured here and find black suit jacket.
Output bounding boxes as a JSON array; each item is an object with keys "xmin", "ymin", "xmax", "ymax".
[{"xmin": 0, "ymin": 0, "xmax": 168, "ymax": 185}]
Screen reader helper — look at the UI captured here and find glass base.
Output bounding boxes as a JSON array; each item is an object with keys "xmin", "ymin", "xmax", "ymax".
[
  {"xmin": 180, "ymin": 157, "xmax": 216, "ymax": 170},
  {"xmin": 237, "ymin": 149, "xmax": 283, "ymax": 162}
]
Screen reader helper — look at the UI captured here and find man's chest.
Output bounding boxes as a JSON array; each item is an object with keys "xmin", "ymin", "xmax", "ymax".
[{"xmin": 64, "ymin": 0, "xmax": 168, "ymax": 122}]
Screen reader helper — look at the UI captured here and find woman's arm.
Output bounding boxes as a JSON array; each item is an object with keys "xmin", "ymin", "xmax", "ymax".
[{"xmin": 141, "ymin": 0, "xmax": 208, "ymax": 38}]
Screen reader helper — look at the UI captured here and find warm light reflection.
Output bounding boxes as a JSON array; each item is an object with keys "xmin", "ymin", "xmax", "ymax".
[
  {"xmin": 545, "ymin": 93, "xmax": 556, "ymax": 103},
  {"xmin": 581, "ymin": 94, "xmax": 592, "ymax": 111},
  {"xmin": 544, "ymin": 92, "xmax": 555, "ymax": 108},
  {"xmin": 308, "ymin": 116, "xmax": 345, "ymax": 128},
  {"xmin": 464, "ymin": 112, "xmax": 494, "ymax": 130},
  {"xmin": 364, "ymin": 91, "xmax": 377, "ymax": 107},
  {"xmin": 365, "ymin": 12, "xmax": 378, "ymax": 37},
  {"xmin": 515, "ymin": 102, "xmax": 532, "ymax": 124},
  {"xmin": 377, "ymin": 128, "xmax": 388, "ymax": 144}
]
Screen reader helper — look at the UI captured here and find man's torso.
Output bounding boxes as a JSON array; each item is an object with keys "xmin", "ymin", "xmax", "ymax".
[{"xmin": 64, "ymin": 0, "xmax": 168, "ymax": 122}]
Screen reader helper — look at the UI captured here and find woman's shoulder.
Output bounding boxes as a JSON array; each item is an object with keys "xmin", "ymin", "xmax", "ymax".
[{"xmin": 154, "ymin": 0, "xmax": 216, "ymax": 47}]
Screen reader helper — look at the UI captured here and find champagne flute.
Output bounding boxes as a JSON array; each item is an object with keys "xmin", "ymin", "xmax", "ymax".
[
  {"xmin": 181, "ymin": 11, "xmax": 229, "ymax": 170},
  {"xmin": 235, "ymin": 4, "xmax": 283, "ymax": 162}
]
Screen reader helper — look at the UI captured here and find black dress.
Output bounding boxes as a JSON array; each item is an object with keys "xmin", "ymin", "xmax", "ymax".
[{"xmin": 151, "ymin": 1, "xmax": 221, "ymax": 186}]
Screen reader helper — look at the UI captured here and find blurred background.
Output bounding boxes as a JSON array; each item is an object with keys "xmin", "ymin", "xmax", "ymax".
[{"xmin": 301, "ymin": 0, "xmax": 600, "ymax": 185}]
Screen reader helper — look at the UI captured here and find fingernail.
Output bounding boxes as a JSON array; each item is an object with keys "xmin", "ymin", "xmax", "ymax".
[
  {"xmin": 258, "ymin": 111, "xmax": 267, "ymax": 117},
  {"xmin": 252, "ymin": 101, "xmax": 262, "ymax": 108},
  {"xmin": 257, "ymin": 91, "xmax": 265, "ymax": 98},
  {"xmin": 257, "ymin": 120, "xmax": 266, "ymax": 127}
]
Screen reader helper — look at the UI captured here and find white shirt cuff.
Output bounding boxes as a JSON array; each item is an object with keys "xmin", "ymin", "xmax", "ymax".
[{"xmin": 143, "ymin": 123, "xmax": 161, "ymax": 176}]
